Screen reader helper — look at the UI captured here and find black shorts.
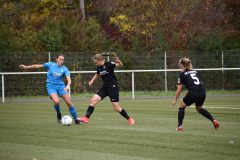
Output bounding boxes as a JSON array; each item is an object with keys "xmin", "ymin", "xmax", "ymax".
[
  {"xmin": 96, "ymin": 85, "xmax": 119, "ymax": 102},
  {"xmin": 183, "ymin": 91, "xmax": 206, "ymax": 107}
]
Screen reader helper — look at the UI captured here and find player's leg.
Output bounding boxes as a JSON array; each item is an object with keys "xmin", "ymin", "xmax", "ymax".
[
  {"xmin": 177, "ymin": 101, "xmax": 187, "ymax": 131},
  {"xmin": 88, "ymin": 94, "xmax": 101, "ymax": 115},
  {"xmin": 196, "ymin": 106, "xmax": 214, "ymax": 121},
  {"xmin": 80, "ymin": 88, "xmax": 106, "ymax": 123},
  {"xmin": 196, "ymin": 106, "xmax": 219, "ymax": 129},
  {"xmin": 176, "ymin": 92, "xmax": 193, "ymax": 131},
  {"xmin": 61, "ymin": 94, "xmax": 80, "ymax": 124},
  {"xmin": 50, "ymin": 93, "xmax": 62, "ymax": 123},
  {"xmin": 58, "ymin": 85, "xmax": 80, "ymax": 124},
  {"xmin": 111, "ymin": 102, "xmax": 134, "ymax": 125},
  {"xmin": 195, "ymin": 93, "xmax": 219, "ymax": 129},
  {"xmin": 109, "ymin": 86, "xmax": 134, "ymax": 125},
  {"xmin": 47, "ymin": 84, "xmax": 62, "ymax": 123}
]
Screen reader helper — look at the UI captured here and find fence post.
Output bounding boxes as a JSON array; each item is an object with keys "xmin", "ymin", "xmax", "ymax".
[
  {"xmin": 222, "ymin": 50, "xmax": 224, "ymax": 90},
  {"xmin": 164, "ymin": 51, "xmax": 168, "ymax": 91},
  {"xmin": 2, "ymin": 74, "xmax": 5, "ymax": 103},
  {"xmin": 132, "ymin": 71, "xmax": 135, "ymax": 100},
  {"xmin": 48, "ymin": 51, "xmax": 51, "ymax": 62}
]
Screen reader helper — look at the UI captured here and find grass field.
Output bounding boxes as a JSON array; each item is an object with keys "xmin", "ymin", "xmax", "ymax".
[{"xmin": 0, "ymin": 96, "xmax": 240, "ymax": 160}]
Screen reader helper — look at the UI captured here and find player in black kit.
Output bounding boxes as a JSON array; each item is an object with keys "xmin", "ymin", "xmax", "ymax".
[
  {"xmin": 80, "ymin": 54, "xmax": 135, "ymax": 125},
  {"xmin": 172, "ymin": 58, "xmax": 219, "ymax": 131}
]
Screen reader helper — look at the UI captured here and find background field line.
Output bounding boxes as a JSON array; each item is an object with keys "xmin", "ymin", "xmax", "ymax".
[{"xmin": 190, "ymin": 106, "xmax": 240, "ymax": 110}]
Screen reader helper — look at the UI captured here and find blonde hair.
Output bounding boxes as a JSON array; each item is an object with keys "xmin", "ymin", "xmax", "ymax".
[
  {"xmin": 93, "ymin": 54, "xmax": 104, "ymax": 61},
  {"xmin": 179, "ymin": 58, "xmax": 192, "ymax": 70}
]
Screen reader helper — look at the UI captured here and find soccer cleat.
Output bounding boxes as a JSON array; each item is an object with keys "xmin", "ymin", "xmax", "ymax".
[
  {"xmin": 75, "ymin": 118, "xmax": 81, "ymax": 124},
  {"xmin": 176, "ymin": 126, "xmax": 183, "ymax": 131},
  {"xmin": 128, "ymin": 117, "xmax": 135, "ymax": 125},
  {"xmin": 57, "ymin": 113, "xmax": 62, "ymax": 123},
  {"xmin": 79, "ymin": 116, "xmax": 89, "ymax": 124},
  {"xmin": 213, "ymin": 119, "xmax": 219, "ymax": 129}
]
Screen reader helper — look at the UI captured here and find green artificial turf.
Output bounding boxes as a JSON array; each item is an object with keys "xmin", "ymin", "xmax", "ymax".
[{"xmin": 0, "ymin": 97, "xmax": 239, "ymax": 160}]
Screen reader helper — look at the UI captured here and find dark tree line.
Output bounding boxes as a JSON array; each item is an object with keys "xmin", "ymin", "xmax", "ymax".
[{"xmin": 0, "ymin": 0, "xmax": 239, "ymax": 53}]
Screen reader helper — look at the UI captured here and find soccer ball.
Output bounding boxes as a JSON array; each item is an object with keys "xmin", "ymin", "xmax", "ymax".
[{"xmin": 61, "ymin": 115, "xmax": 72, "ymax": 126}]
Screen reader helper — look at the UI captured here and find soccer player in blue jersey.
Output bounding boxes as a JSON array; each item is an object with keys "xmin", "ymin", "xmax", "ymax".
[{"xmin": 19, "ymin": 54, "xmax": 80, "ymax": 124}]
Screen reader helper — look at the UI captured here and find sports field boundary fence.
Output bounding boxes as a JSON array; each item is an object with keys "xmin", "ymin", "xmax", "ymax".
[
  {"xmin": 1, "ymin": 67, "xmax": 240, "ymax": 103},
  {"xmin": 1, "ymin": 50, "xmax": 240, "ymax": 103}
]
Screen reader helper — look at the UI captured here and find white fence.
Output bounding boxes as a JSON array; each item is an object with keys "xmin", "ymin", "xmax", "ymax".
[{"xmin": 1, "ymin": 67, "xmax": 240, "ymax": 103}]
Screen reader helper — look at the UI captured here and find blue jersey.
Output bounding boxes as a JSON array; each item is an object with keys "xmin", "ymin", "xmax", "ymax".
[{"xmin": 43, "ymin": 62, "xmax": 70, "ymax": 85}]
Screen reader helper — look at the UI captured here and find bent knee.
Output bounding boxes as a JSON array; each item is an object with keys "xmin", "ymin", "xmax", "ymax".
[
  {"xmin": 114, "ymin": 108, "xmax": 122, "ymax": 112},
  {"xmin": 65, "ymin": 101, "xmax": 72, "ymax": 107},
  {"xmin": 112, "ymin": 105, "xmax": 122, "ymax": 112},
  {"xmin": 113, "ymin": 107, "xmax": 118, "ymax": 112},
  {"xmin": 179, "ymin": 101, "xmax": 187, "ymax": 109},
  {"xmin": 90, "ymin": 98, "xmax": 99, "ymax": 106},
  {"xmin": 53, "ymin": 99, "xmax": 60, "ymax": 105},
  {"xmin": 196, "ymin": 106, "xmax": 202, "ymax": 112}
]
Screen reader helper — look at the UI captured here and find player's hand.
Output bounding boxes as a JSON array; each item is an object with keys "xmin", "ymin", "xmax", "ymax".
[
  {"xmin": 112, "ymin": 52, "xmax": 117, "ymax": 57},
  {"xmin": 64, "ymin": 85, "xmax": 70, "ymax": 91},
  {"xmin": 114, "ymin": 57, "xmax": 120, "ymax": 63},
  {"xmin": 114, "ymin": 57, "xmax": 120, "ymax": 62},
  {"xmin": 89, "ymin": 80, "xmax": 94, "ymax": 86},
  {"xmin": 19, "ymin": 64, "xmax": 27, "ymax": 69},
  {"xmin": 172, "ymin": 99, "xmax": 177, "ymax": 106}
]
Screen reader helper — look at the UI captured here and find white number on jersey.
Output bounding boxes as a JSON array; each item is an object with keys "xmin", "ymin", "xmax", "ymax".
[{"xmin": 190, "ymin": 73, "xmax": 200, "ymax": 85}]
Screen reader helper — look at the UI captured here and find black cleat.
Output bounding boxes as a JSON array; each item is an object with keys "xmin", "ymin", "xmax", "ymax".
[
  {"xmin": 75, "ymin": 118, "xmax": 81, "ymax": 124},
  {"xmin": 57, "ymin": 113, "xmax": 62, "ymax": 123}
]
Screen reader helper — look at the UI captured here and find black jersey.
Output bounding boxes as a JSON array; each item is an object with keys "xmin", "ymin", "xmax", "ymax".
[
  {"xmin": 97, "ymin": 61, "xmax": 118, "ymax": 87},
  {"xmin": 178, "ymin": 70, "xmax": 205, "ymax": 92}
]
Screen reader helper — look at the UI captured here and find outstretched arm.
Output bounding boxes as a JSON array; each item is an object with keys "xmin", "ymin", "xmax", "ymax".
[
  {"xmin": 172, "ymin": 84, "xmax": 182, "ymax": 106},
  {"xmin": 19, "ymin": 64, "xmax": 43, "ymax": 69},
  {"xmin": 89, "ymin": 74, "xmax": 100, "ymax": 86},
  {"xmin": 114, "ymin": 57, "xmax": 123, "ymax": 68}
]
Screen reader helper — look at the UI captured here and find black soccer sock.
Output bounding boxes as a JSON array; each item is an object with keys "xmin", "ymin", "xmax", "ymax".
[
  {"xmin": 178, "ymin": 108, "xmax": 185, "ymax": 127},
  {"xmin": 198, "ymin": 108, "xmax": 214, "ymax": 122},
  {"xmin": 54, "ymin": 104, "xmax": 61, "ymax": 114},
  {"xmin": 119, "ymin": 108, "xmax": 130, "ymax": 120},
  {"xmin": 85, "ymin": 106, "xmax": 95, "ymax": 118}
]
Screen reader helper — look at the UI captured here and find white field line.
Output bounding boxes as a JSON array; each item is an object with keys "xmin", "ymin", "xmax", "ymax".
[
  {"xmin": 120, "ymin": 99, "xmax": 240, "ymax": 110},
  {"xmin": 190, "ymin": 105, "xmax": 240, "ymax": 110},
  {"xmin": 203, "ymin": 104, "xmax": 240, "ymax": 107}
]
